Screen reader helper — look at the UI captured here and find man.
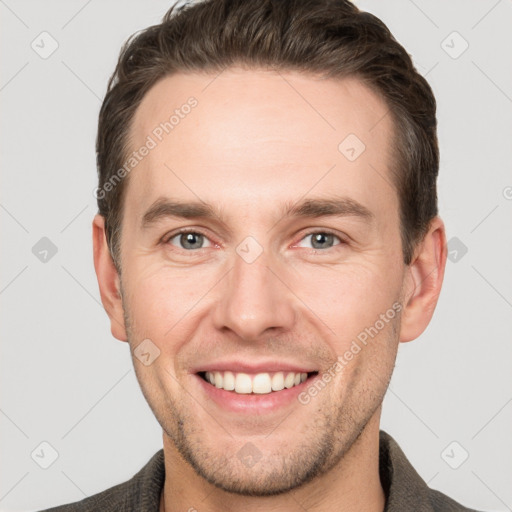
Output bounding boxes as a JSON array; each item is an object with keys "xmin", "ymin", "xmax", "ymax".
[{"xmin": 42, "ymin": 0, "xmax": 480, "ymax": 510}]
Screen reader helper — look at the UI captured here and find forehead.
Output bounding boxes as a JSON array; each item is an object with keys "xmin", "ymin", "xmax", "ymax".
[{"xmin": 126, "ymin": 68, "xmax": 396, "ymax": 223}]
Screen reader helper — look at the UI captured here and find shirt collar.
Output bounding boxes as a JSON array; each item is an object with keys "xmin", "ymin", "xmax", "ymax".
[
  {"xmin": 379, "ymin": 430, "xmax": 435, "ymax": 511},
  {"xmin": 137, "ymin": 430, "xmax": 436, "ymax": 511}
]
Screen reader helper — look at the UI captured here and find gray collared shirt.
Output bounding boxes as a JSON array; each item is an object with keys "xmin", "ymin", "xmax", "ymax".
[{"xmin": 40, "ymin": 430, "xmax": 480, "ymax": 511}]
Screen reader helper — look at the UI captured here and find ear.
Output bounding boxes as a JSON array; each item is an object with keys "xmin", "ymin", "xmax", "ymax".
[
  {"xmin": 399, "ymin": 216, "xmax": 447, "ymax": 343},
  {"xmin": 92, "ymin": 214, "xmax": 128, "ymax": 342}
]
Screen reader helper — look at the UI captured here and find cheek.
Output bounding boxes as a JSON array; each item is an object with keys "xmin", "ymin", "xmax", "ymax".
[
  {"xmin": 292, "ymin": 260, "xmax": 402, "ymax": 333},
  {"xmin": 123, "ymin": 264, "xmax": 214, "ymax": 342}
]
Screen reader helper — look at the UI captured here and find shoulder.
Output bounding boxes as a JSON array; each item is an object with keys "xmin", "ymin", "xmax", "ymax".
[
  {"xmin": 37, "ymin": 450, "xmax": 165, "ymax": 512},
  {"xmin": 379, "ymin": 431, "xmax": 481, "ymax": 512},
  {"xmin": 428, "ymin": 488, "xmax": 481, "ymax": 512}
]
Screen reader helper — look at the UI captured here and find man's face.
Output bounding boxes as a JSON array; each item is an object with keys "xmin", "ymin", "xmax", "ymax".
[{"xmin": 118, "ymin": 69, "xmax": 407, "ymax": 495}]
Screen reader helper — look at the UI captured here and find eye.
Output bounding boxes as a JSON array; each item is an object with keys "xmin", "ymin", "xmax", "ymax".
[
  {"xmin": 166, "ymin": 230, "xmax": 213, "ymax": 250},
  {"xmin": 297, "ymin": 231, "xmax": 344, "ymax": 250}
]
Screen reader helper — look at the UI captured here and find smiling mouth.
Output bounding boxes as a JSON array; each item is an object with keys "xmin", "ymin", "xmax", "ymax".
[{"xmin": 198, "ymin": 370, "xmax": 319, "ymax": 394}]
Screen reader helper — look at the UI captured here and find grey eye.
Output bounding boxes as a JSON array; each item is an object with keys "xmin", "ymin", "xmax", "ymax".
[
  {"xmin": 297, "ymin": 232, "xmax": 342, "ymax": 250},
  {"xmin": 168, "ymin": 232, "xmax": 212, "ymax": 250}
]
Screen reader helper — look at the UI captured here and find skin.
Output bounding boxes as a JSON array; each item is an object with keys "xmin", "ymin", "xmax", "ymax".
[{"xmin": 93, "ymin": 68, "xmax": 447, "ymax": 512}]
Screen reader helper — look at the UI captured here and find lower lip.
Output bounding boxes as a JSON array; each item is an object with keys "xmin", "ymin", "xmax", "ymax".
[{"xmin": 194, "ymin": 373, "xmax": 318, "ymax": 414}]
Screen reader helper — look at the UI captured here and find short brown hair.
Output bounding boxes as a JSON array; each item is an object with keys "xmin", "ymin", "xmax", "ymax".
[{"xmin": 96, "ymin": 0, "xmax": 438, "ymax": 270}]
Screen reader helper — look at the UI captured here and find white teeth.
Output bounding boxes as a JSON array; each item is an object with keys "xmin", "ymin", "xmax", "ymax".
[
  {"xmin": 252, "ymin": 373, "xmax": 272, "ymax": 394},
  {"xmin": 235, "ymin": 373, "xmax": 252, "ymax": 394},
  {"xmin": 271, "ymin": 372, "xmax": 285, "ymax": 391},
  {"xmin": 203, "ymin": 370, "xmax": 310, "ymax": 394},
  {"xmin": 223, "ymin": 371, "xmax": 235, "ymax": 391},
  {"xmin": 284, "ymin": 372, "xmax": 295, "ymax": 389}
]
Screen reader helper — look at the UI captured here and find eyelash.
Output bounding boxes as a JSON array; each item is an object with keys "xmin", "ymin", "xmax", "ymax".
[{"xmin": 162, "ymin": 228, "xmax": 346, "ymax": 252}]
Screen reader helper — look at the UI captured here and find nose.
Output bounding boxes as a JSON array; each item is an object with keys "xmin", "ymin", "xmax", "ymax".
[{"xmin": 212, "ymin": 248, "xmax": 297, "ymax": 341}]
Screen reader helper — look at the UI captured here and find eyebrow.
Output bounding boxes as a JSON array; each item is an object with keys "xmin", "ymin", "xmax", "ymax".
[{"xmin": 141, "ymin": 196, "xmax": 375, "ymax": 229}]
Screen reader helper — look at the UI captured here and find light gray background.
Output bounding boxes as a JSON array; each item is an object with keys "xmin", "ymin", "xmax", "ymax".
[{"xmin": 1, "ymin": 1, "xmax": 511, "ymax": 511}]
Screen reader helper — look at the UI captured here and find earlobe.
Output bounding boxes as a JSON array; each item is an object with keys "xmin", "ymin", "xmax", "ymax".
[
  {"xmin": 92, "ymin": 214, "xmax": 128, "ymax": 342},
  {"xmin": 399, "ymin": 216, "xmax": 447, "ymax": 343}
]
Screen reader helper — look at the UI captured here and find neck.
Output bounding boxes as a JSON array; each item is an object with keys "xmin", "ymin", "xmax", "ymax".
[{"xmin": 160, "ymin": 411, "xmax": 386, "ymax": 512}]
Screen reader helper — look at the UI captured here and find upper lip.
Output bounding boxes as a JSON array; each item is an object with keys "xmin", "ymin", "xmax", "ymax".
[{"xmin": 191, "ymin": 360, "xmax": 318, "ymax": 374}]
